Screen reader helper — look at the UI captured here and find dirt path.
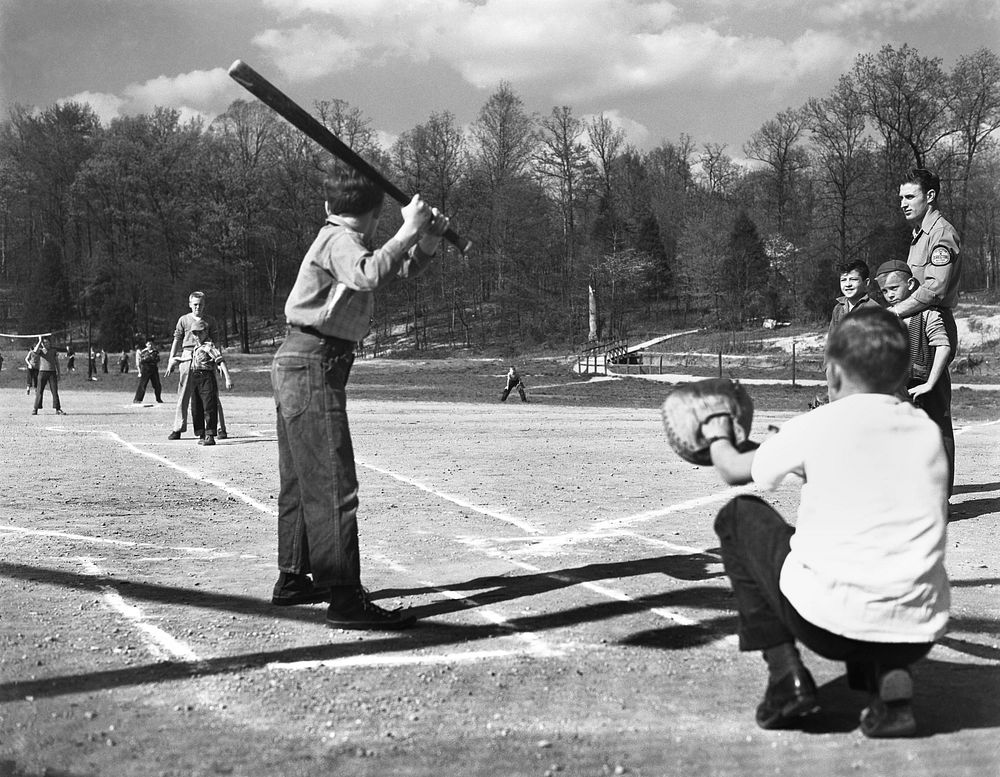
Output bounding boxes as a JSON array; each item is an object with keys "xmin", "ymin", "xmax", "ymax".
[{"xmin": 1, "ymin": 380, "xmax": 998, "ymax": 777}]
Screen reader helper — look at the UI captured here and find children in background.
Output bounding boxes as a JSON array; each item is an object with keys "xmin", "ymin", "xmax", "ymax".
[
  {"xmin": 705, "ymin": 307, "xmax": 949, "ymax": 738},
  {"xmin": 875, "ymin": 259, "xmax": 955, "ymax": 495},
  {"xmin": 184, "ymin": 322, "xmax": 232, "ymax": 446},
  {"xmin": 827, "ymin": 260, "xmax": 882, "ymax": 338},
  {"xmin": 24, "ymin": 346, "xmax": 40, "ymax": 393},
  {"xmin": 500, "ymin": 365, "xmax": 528, "ymax": 402},
  {"xmin": 810, "ymin": 261, "xmax": 883, "ymax": 409},
  {"xmin": 134, "ymin": 339, "xmax": 164, "ymax": 403},
  {"xmin": 31, "ymin": 337, "xmax": 65, "ymax": 415}
]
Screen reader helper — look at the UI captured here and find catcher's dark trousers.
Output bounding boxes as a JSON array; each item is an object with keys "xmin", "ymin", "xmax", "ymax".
[
  {"xmin": 714, "ymin": 496, "xmax": 933, "ymax": 681},
  {"xmin": 271, "ymin": 329, "xmax": 360, "ymax": 587},
  {"xmin": 189, "ymin": 369, "xmax": 219, "ymax": 437},
  {"xmin": 134, "ymin": 363, "xmax": 163, "ymax": 402}
]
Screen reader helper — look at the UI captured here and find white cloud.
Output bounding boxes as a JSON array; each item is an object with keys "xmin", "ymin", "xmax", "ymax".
[
  {"xmin": 253, "ymin": 26, "xmax": 365, "ymax": 78},
  {"xmin": 122, "ymin": 68, "xmax": 232, "ymax": 113},
  {"xmin": 814, "ymin": 0, "xmax": 998, "ymax": 24},
  {"xmin": 252, "ymin": 0, "xmax": 853, "ymax": 101},
  {"xmin": 58, "ymin": 91, "xmax": 124, "ymax": 124},
  {"xmin": 580, "ymin": 109, "xmax": 652, "ymax": 149},
  {"xmin": 55, "ymin": 69, "xmax": 231, "ymax": 125}
]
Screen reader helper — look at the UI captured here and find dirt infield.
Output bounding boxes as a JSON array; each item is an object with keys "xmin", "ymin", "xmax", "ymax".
[{"xmin": 1, "ymin": 360, "xmax": 999, "ymax": 777}]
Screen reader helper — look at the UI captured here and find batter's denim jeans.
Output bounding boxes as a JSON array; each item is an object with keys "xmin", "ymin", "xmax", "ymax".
[
  {"xmin": 714, "ymin": 495, "xmax": 933, "ymax": 669},
  {"xmin": 271, "ymin": 330, "xmax": 360, "ymax": 586}
]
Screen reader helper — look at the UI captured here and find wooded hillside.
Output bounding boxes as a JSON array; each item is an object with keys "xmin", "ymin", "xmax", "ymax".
[{"xmin": 1, "ymin": 44, "xmax": 997, "ymax": 353}]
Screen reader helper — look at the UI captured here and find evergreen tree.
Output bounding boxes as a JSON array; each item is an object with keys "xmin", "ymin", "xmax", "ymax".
[
  {"xmin": 721, "ymin": 211, "xmax": 769, "ymax": 329},
  {"xmin": 20, "ymin": 236, "xmax": 72, "ymax": 334}
]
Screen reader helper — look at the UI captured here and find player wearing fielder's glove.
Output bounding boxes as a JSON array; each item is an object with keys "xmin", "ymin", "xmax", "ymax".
[{"xmin": 660, "ymin": 378, "xmax": 754, "ymax": 465}]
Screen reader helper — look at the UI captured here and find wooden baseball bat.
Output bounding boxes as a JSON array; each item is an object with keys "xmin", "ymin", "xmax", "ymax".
[{"xmin": 228, "ymin": 59, "xmax": 472, "ymax": 254}]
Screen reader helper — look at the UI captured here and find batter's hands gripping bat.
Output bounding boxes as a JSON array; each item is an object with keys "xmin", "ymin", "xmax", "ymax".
[
  {"xmin": 660, "ymin": 378, "xmax": 755, "ymax": 465},
  {"xmin": 228, "ymin": 60, "xmax": 472, "ymax": 255}
]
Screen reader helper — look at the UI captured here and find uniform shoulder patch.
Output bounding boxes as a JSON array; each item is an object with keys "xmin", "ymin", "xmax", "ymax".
[{"xmin": 930, "ymin": 246, "xmax": 952, "ymax": 266}]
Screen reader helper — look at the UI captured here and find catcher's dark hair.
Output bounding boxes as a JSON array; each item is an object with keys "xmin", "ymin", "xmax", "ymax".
[
  {"xmin": 903, "ymin": 168, "xmax": 940, "ymax": 197},
  {"xmin": 826, "ymin": 307, "xmax": 909, "ymax": 393},
  {"xmin": 837, "ymin": 260, "xmax": 870, "ymax": 279},
  {"xmin": 323, "ymin": 166, "xmax": 385, "ymax": 216}
]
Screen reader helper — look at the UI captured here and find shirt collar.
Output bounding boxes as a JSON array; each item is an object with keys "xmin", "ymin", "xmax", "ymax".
[{"xmin": 912, "ymin": 208, "xmax": 943, "ymax": 240}]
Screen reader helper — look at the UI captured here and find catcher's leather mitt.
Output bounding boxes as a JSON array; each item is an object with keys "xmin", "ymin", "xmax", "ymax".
[{"xmin": 661, "ymin": 378, "xmax": 754, "ymax": 465}]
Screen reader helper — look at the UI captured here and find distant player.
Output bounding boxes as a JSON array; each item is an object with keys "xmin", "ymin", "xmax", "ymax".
[{"xmin": 500, "ymin": 366, "xmax": 527, "ymax": 402}]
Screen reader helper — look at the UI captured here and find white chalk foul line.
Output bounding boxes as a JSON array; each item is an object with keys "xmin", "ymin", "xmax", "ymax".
[
  {"xmin": 0, "ymin": 525, "xmax": 257, "ymax": 559},
  {"xmin": 359, "ymin": 459, "xmax": 541, "ymax": 534},
  {"xmin": 77, "ymin": 558, "xmax": 201, "ymax": 663}
]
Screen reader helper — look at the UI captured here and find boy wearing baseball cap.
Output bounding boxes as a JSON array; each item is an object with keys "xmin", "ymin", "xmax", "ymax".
[
  {"xmin": 875, "ymin": 259, "xmax": 954, "ymax": 494},
  {"xmin": 705, "ymin": 307, "xmax": 949, "ymax": 737},
  {"xmin": 187, "ymin": 322, "xmax": 232, "ymax": 446}
]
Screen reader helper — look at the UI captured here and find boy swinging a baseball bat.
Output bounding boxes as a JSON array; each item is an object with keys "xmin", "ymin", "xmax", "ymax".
[
  {"xmin": 702, "ymin": 307, "xmax": 949, "ymax": 737},
  {"xmin": 269, "ymin": 165, "xmax": 448, "ymax": 629}
]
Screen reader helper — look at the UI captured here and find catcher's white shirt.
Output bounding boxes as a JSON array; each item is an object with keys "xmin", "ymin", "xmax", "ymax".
[{"xmin": 751, "ymin": 393, "xmax": 949, "ymax": 643}]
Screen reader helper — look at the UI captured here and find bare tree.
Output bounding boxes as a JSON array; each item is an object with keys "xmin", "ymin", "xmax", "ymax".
[
  {"xmin": 948, "ymin": 48, "xmax": 1000, "ymax": 236},
  {"xmin": 743, "ymin": 108, "xmax": 809, "ymax": 231},
  {"xmin": 851, "ymin": 44, "xmax": 951, "ymax": 172}
]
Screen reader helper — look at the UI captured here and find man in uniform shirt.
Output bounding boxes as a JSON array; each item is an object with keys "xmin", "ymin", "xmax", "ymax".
[{"xmin": 887, "ymin": 168, "xmax": 961, "ymax": 496}]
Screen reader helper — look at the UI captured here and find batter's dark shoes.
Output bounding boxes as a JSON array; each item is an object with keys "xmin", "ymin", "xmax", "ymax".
[
  {"xmin": 756, "ymin": 664, "xmax": 820, "ymax": 729},
  {"xmin": 860, "ymin": 668, "xmax": 916, "ymax": 738},
  {"xmin": 217, "ymin": 430, "xmax": 228, "ymax": 439},
  {"xmin": 167, "ymin": 431, "xmax": 182, "ymax": 440},
  {"xmin": 326, "ymin": 586, "xmax": 416, "ymax": 630},
  {"xmin": 271, "ymin": 574, "xmax": 330, "ymax": 606}
]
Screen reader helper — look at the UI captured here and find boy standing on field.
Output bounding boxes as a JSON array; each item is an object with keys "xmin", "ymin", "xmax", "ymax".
[
  {"xmin": 705, "ymin": 307, "xmax": 949, "ymax": 738},
  {"xmin": 876, "ymin": 259, "xmax": 955, "ymax": 495},
  {"xmin": 270, "ymin": 166, "xmax": 448, "ymax": 629},
  {"xmin": 184, "ymin": 322, "xmax": 232, "ymax": 446}
]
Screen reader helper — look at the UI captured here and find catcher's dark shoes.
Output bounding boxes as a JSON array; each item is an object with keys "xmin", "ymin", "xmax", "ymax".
[
  {"xmin": 860, "ymin": 668, "xmax": 916, "ymax": 738},
  {"xmin": 271, "ymin": 573, "xmax": 330, "ymax": 606},
  {"xmin": 756, "ymin": 664, "xmax": 820, "ymax": 729},
  {"xmin": 167, "ymin": 431, "xmax": 182, "ymax": 440},
  {"xmin": 326, "ymin": 586, "xmax": 416, "ymax": 630}
]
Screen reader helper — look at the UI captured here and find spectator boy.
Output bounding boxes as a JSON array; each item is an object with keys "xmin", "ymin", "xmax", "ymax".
[{"xmin": 876, "ymin": 259, "xmax": 955, "ymax": 495}]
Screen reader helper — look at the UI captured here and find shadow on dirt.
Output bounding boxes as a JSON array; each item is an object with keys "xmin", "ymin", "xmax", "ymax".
[{"xmin": 3, "ymin": 557, "xmax": 997, "ymax": 742}]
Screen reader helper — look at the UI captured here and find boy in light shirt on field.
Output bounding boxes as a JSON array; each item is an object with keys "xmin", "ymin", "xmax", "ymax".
[{"xmin": 705, "ymin": 307, "xmax": 949, "ymax": 738}]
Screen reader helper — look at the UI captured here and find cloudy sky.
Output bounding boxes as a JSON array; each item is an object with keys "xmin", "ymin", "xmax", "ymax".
[{"xmin": 0, "ymin": 0, "xmax": 997, "ymax": 154}]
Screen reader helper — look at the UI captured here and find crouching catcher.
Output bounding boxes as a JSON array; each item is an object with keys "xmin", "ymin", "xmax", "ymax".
[{"xmin": 693, "ymin": 308, "xmax": 950, "ymax": 737}]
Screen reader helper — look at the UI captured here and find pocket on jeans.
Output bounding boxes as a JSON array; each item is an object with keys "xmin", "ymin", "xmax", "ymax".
[{"xmin": 275, "ymin": 364, "xmax": 311, "ymax": 419}]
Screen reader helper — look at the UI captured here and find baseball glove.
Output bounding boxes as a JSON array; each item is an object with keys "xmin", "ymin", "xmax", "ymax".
[{"xmin": 661, "ymin": 378, "xmax": 754, "ymax": 465}]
